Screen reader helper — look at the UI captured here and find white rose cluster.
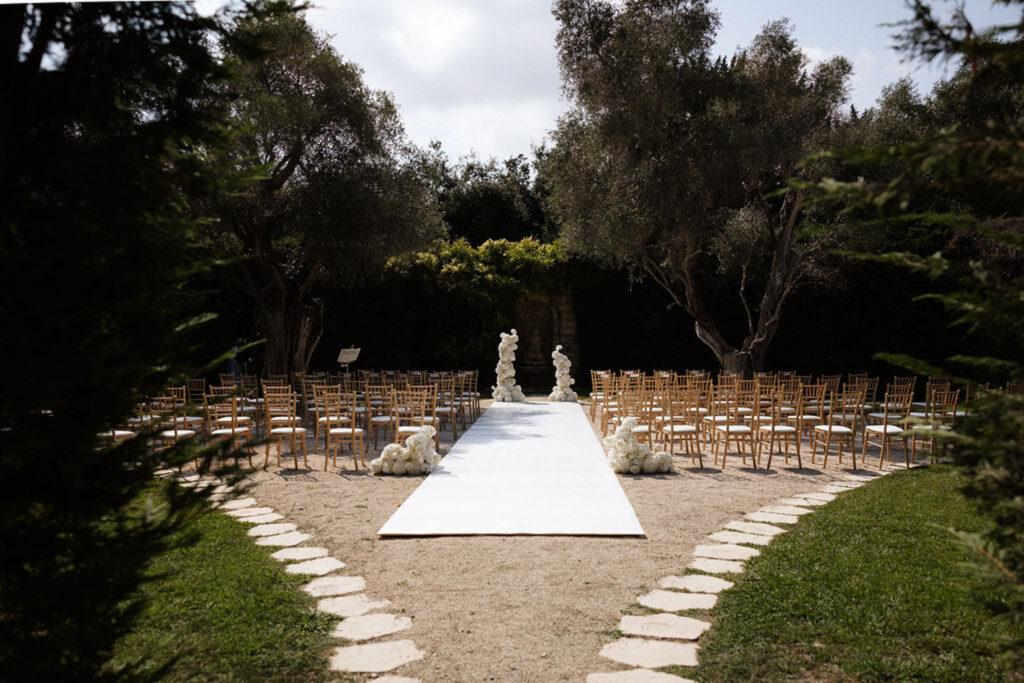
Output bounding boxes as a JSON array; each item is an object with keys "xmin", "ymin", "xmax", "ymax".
[
  {"xmin": 491, "ymin": 328, "xmax": 526, "ymax": 402},
  {"xmin": 369, "ymin": 425, "xmax": 441, "ymax": 475},
  {"xmin": 548, "ymin": 344, "xmax": 578, "ymax": 402},
  {"xmin": 604, "ymin": 417, "xmax": 674, "ymax": 474}
]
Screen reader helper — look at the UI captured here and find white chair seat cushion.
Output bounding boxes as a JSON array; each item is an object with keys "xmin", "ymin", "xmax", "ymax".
[
  {"xmin": 396, "ymin": 426, "xmax": 422, "ymax": 434},
  {"xmin": 703, "ymin": 415, "xmax": 730, "ymax": 423},
  {"xmin": 866, "ymin": 425, "xmax": 904, "ymax": 434},
  {"xmin": 174, "ymin": 415, "xmax": 204, "ymax": 424},
  {"xmin": 329, "ymin": 427, "xmax": 363, "ymax": 435},
  {"xmin": 663, "ymin": 424, "xmax": 697, "ymax": 433},
  {"xmin": 630, "ymin": 425, "xmax": 650, "ymax": 433},
  {"xmin": 908, "ymin": 411, "xmax": 927, "ymax": 418},
  {"xmin": 867, "ymin": 412, "xmax": 903, "ymax": 420},
  {"xmin": 716, "ymin": 425, "xmax": 751, "ymax": 434},
  {"xmin": 370, "ymin": 416, "xmax": 394, "ymax": 423},
  {"xmin": 814, "ymin": 425, "xmax": 852, "ymax": 434},
  {"xmin": 270, "ymin": 415, "xmax": 297, "ymax": 423},
  {"xmin": 159, "ymin": 429, "xmax": 195, "ymax": 438},
  {"xmin": 211, "ymin": 427, "xmax": 249, "ymax": 436},
  {"xmin": 759, "ymin": 425, "xmax": 796, "ymax": 433},
  {"xmin": 102, "ymin": 430, "xmax": 135, "ymax": 439},
  {"xmin": 270, "ymin": 427, "xmax": 306, "ymax": 435},
  {"xmin": 319, "ymin": 416, "xmax": 351, "ymax": 423},
  {"xmin": 216, "ymin": 415, "xmax": 251, "ymax": 423}
]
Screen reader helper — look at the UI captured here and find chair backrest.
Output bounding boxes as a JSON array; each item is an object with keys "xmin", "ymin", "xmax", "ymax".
[
  {"xmin": 206, "ymin": 394, "xmax": 240, "ymax": 429},
  {"xmin": 395, "ymin": 387, "xmax": 434, "ymax": 428},
  {"xmin": 819, "ymin": 374, "xmax": 841, "ymax": 393},
  {"xmin": 186, "ymin": 378, "xmax": 206, "ymax": 403},
  {"xmin": 219, "ymin": 373, "xmax": 239, "ymax": 387}
]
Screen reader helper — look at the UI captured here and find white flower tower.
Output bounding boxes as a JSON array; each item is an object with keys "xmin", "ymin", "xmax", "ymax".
[
  {"xmin": 492, "ymin": 328, "xmax": 526, "ymax": 402},
  {"xmin": 548, "ymin": 344, "xmax": 578, "ymax": 402}
]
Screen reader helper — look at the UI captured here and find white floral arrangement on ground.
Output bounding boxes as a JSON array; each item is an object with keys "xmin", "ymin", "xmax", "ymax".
[
  {"xmin": 369, "ymin": 425, "xmax": 441, "ymax": 475},
  {"xmin": 548, "ymin": 344, "xmax": 577, "ymax": 402},
  {"xmin": 491, "ymin": 328, "xmax": 526, "ymax": 402},
  {"xmin": 604, "ymin": 417, "xmax": 674, "ymax": 474}
]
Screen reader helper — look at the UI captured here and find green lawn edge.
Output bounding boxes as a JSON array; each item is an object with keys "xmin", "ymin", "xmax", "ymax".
[
  {"xmin": 106, "ymin": 489, "xmax": 339, "ymax": 681},
  {"xmin": 690, "ymin": 465, "xmax": 1023, "ymax": 682}
]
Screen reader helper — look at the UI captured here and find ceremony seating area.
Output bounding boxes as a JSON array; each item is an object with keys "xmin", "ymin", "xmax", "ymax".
[
  {"xmin": 103, "ymin": 369, "xmax": 482, "ymax": 471},
  {"xmin": 589, "ymin": 369, "xmax": 990, "ymax": 470}
]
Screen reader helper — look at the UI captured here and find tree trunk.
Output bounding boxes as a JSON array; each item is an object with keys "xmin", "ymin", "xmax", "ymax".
[
  {"xmin": 259, "ymin": 297, "xmax": 324, "ymax": 376},
  {"xmin": 694, "ymin": 321, "xmax": 753, "ymax": 377}
]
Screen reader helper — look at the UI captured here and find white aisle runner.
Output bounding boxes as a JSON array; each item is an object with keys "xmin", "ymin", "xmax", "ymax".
[{"xmin": 378, "ymin": 401, "xmax": 645, "ymax": 536}]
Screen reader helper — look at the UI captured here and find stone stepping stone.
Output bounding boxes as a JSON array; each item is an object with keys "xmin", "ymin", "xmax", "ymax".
[
  {"xmin": 708, "ymin": 530, "xmax": 771, "ymax": 546},
  {"xmin": 225, "ymin": 506, "xmax": 275, "ymax": 517},
  {"xmin": 238, "ymin": 513, "xmax": 285, "ymax": 524},
  {"xmin": 619, "ymin": 613, "xmax": 711, "ymax": 640},
  {"xmin": 778, "ymin": 497, "xmax": 826, "ymax": 507},
  {"xmin": 791, "ymin": 492, "xmax": 835, "ymax": 503},
  {"xmin": 272, "ymin": 547, "xmax": 330, "ymax": 562},
  {"xmin": 218, "ymin": 497, "xmax": 257, "ymax": 510},
  {"xmin": 588, "ymin": 669, "xmax": 694, "ymax": 682},
  {"xmin": 329, "ymin": 639, "xmax": 424, "ymax": 673},
  {"xmin": 305, "ymin": 575, "xmax": 366, "ymax": 597},
  {"xmin": 844, "ymin": 474, "xmax": 876, "ymax": 482},
  {"xmin": 247, "ymin": 523, "xmax": 298, "ymax": 537},
  {"xmin": 285, "ymin": 557, "xmax": 346, "ymax": 576},
  {"xmin": 254, "ymin": 531, "xmax": 310, "ymax": 547},
  {"xmin": 332, "ymin": 613, "xmax": 412, "ymax": 642},
  {"xmin": 599, "ymin": 638, "xmax": 699, "ymax": 668},
  {"xmin": 317, "ymin": 594, "xmax": 391, "ymax": 617},
  {"xmin": 638, "ymin": 589, "xmax": 716, "ymax": 612},
  {"xmin": 694, "ymin": 544, "xmax": 760, "ymax": 561},
  {"xmin": 659, "ymin": 574, "xmax": 733, "ymax": 593},
  {"xmin": 373, "ymin": 677, "xmax": 421, "ymax": 683},
  {"xmin": 212, "ymin": 485, "xmax": 233, "ymax": 494},
  {"xmin": 821, "ymin": 485, "xmax": 854, "ymax": 494},
  {"xmin": 689, "ymin": 558, "xmax": 744, "ymax": 574},
  {"xmin": 725, "ymin": 520, "xmax": 786, "ymax": 536},
  {"xmin": 827, "ymin": 480, "xmax": 863, "ymax": 488},
  {"xmin": 745, "ymin": 511, "xmax": 798, "ymax": 524},
  {"xmin": 759, "ymin": 505, "xmax": 813, "ymax": 516}
]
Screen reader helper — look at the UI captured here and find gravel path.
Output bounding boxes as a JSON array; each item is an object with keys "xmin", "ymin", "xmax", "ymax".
[{"xmin": 243, "ymin": 397, "xmax": 866, "ymax": 681}]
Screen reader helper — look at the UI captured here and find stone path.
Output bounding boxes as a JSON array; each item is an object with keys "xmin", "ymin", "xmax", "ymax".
[
  {"xmin": 585, "ymin": 463, "xmax": 918, "ymax": 680},
  {"xmin": 167, "ymin": 472, "xmax": 426, "ymax": 680}
]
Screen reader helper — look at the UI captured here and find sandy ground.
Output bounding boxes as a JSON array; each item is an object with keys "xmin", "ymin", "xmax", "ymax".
[{"xmin": 242, "ymin": 396, "xmax": 882, "ymax": 682}]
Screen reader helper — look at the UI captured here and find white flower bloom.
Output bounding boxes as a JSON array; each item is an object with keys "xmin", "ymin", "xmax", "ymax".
[
  {"xmin": 369, "ymin": 425, "xmax": 441, "ymax": 476},
  {"xmin": 603, "ymin": 417, "xmax": 674, "ymax": 475},
  {"xmin": 492, "ymin": 328, "xmax": 526, "ymax": 402},
  {"xmin": 548, "ymin": 344, "xmax": 578, "ymax": 402}
]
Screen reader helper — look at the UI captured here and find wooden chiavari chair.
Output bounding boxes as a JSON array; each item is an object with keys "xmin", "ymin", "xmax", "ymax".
[
  {"xmin": 324, "ymin": 390, "xmax": 365, "ymax": 470},
  {"xmin": 661, "ymin": 385, "xmax": 703, "ymax": 467},
  {"xmin": 205, "ymin": 394, "xmax": 254, "ymax": 467},
  {"xmin": 909, "ymin": 389, "xmax": 960, "ymax": 464},
  {"xmin": 712, "ymin": 382, "xmax": 756, "ymax": 468},
  {"xmin": 811, "ymin": 386, "xmax": 864, "ymax": 468},
  {"xmin": 366, "ymin": 384, "xmax": 395, "ymax": 449},
  {"xmin": 264, "ymin": 387, "xmax": 307, "ymax": 469},
  {"xmin": 862, "ymin": 390, "xmax": 911, "ymax": 469},
  {"xmin": 756, "ymin": 389, "xmax": 802, "ymax": 470}
]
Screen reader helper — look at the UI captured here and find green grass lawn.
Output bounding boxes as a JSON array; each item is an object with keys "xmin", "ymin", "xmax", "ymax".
[
  {"xmin": 692, "ymin": 465, "xmax": 1024, "ymax": 682},
  {"xmin": 106, "ymin": 491, "xmax": 337, "ymax": 681}
]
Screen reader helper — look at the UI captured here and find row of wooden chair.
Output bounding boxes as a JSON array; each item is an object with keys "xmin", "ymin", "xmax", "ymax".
[{"xmin": 590, "ymin": 373, "xmax": 964, "ymax": 470}]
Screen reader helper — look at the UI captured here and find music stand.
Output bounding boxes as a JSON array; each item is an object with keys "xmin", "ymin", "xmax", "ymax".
[{"xmin": 337, "ymin": 347, "xmax": 361, "ymax": 372}]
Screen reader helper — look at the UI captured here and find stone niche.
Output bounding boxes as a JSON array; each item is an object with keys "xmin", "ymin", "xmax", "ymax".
[{"xmin": 514, "ymin": 293, "xmax": 578, "ymax": 391}]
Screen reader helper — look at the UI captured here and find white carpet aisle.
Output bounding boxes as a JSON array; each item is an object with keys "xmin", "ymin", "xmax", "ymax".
[{"xmin": 378, "ymin": 401, "xmax": 645, "ymax": 536}]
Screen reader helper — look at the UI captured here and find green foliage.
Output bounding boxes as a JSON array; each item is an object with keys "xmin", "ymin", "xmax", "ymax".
[
  {"xmin": 695, "ymin": 467, "xmax": 1024, "ymax": 681},
  {"xmin": 545, "ymin": 0, "xmax": 853, "ymax": 370},
  {"xmin": 439, "ymin": 153, "xmax": 552, "ymax": 245},
  {"xmin": 386, "ymin": 238, "xmax": 569, "ymax": 368},
  {"xmin": 803, "ymin": 0, "xmax": 1024, "ymax": 663},
  {"xmin": 205, "ymin": 4, "xmax": 443, "ymax": 374},
  {"xmin": 0, "ymin": 2, "xmax": 251, "ymax": 677},
  {"xmin": 106, "ymin": 489, "xmax": 336, "ymax": 680}
]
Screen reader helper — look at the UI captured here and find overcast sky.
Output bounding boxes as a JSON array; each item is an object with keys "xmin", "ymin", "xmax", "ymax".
[{"xmin": 283, "ymin": 1, "xmax": 1018, "ymax": 162}]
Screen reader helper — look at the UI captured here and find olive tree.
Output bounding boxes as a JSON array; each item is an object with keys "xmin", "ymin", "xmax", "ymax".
[
  {"xmin": 544, "ymin": 0, "xmax": 852, "ymax": 372},
  {"xmin": 206, "ymin": 8, "xmax": 443, "ymax": 375}
]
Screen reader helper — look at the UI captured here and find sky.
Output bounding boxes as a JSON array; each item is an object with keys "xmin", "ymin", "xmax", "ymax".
[{"xmin": 252, "ymin": 1, "xmax": 1020, "ymax": 162}]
